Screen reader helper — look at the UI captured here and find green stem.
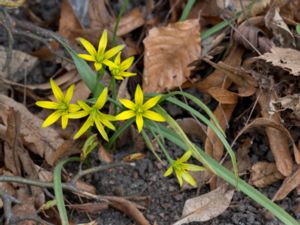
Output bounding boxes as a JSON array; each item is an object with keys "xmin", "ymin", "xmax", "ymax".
[{"xmin": 112, "ymin": 0, "xmax": 129, "ymax": 46}]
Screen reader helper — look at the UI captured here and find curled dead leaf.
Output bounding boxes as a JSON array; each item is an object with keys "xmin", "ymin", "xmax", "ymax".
[
  {"xmin": 256, "ymin": 47, "xmax": 300, "ymax": 76},
  {"xmin": 173, "ymin": 186, "xmax": 234, "ymax": 224},
  {"xmin": 112, "ymin": 8, "xmax": 145, "ymax": 36},
  {"xmin": 143, "ymin": 19, "xmax": 200, "ymax": 93},
  {"xmin": 250, "ymin": 162, "xmax": 284, "ymax": 188},
  {"xmin": 273, "ymin": 167, "xmax": 300, "ymax": 201}
]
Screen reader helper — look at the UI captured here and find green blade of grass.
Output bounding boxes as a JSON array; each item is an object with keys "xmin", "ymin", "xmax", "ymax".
[
  {"xmin": 112, "ymin": 0, "xmax": 129, "ymax": 46},
  {"xmin": 201, "ymin": 12, "xmax": 241, "ymax": 41},
  {"xmin": 54, "ymin": 157, "xmax": 80, "ymax": 225},
  {"xmin": 179, "ymin": 0, "xmax": 196, "ymax": 21}
]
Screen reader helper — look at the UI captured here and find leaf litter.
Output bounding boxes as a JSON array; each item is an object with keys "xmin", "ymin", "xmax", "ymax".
[{"xmin": 1, "ymin": 0, "xmax": 300, "ymax": 224}]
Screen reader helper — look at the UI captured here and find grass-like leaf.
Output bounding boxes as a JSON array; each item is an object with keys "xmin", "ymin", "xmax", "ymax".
[
  {"xmin": 179, "ymin": 0, "xmax": 196, "ymax": 21},
  {"xmin": 54, "ymin": 157, "xmax": 80, "ymax": 225}
]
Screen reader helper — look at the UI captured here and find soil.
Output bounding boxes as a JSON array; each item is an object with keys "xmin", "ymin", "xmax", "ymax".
[{"xmin": 1, "ymin": 1, "xmax": 300, "ymax": 225}]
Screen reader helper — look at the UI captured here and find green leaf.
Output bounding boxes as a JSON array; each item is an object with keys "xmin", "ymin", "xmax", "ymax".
[
  {"xmin": 179, "ymin": 0, "xmax": 196, "ymax": 21},
  {"xmin": 54, "ymin": 157, "xmax": 80, "ymax": 225},
  {"xmin": 296, "ymin": 24, "xmax": 300, "ymax": 35}
]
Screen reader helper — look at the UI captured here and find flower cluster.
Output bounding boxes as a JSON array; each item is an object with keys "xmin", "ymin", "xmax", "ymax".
[
  {"xmin": 36, "ymin": 30, "xmax": 165, "ymax": 141},
  {"xmin": 78, "ymin": 30, "xmax": 136, "ymax": 80}
]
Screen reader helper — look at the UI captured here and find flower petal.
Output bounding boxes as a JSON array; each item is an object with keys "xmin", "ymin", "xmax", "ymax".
[
  {"xmin": 143, "ymin": 110, "xmax": 165, "ymax": 122},
  {"xmin": 42, "ymin": 111, "xmax": 61, "ymax": 128},
  {"xmin": 65, "ymin": 84, "xmax": 75, "ymax": 103},
  {"xmin": 142, "ymin": 96, "xmax": 161, "ymax": 111},
  {"xmin": 182, "ymin": 171, "xmax": 197, "ymax": 187},
  {"xmin": 100, "ymin": 112, "xmax": 115, "ymax": 121},
  {"xmin": 73, "ymin": 117, "xmax": 94, "ymax": 139},
  {"xmin": 61, "ymin": 115, "xmax": 68, "ymax": 129},
  {"xmin": 77, "ymin": 100, "xmax": 91, "ymax": 112},
  {"xmin": 184, "ymin": 164, "xmax": 205, "ymax": 172},
  {"xmin": 50, "ymin": 79, "xmax": 64, "ymax": 101},
  {"xmin": 68, "ymin": 104, "xmax": 81, "ymax": 112},
  {"xmin": 78, "ymin": 54, "xmax": 96, "ymax": 61},
  {"xmin": 103, "ymin": 60, "xmax": 117, "ymax": 69},
  {"xmin": 104, "ymin": 45, "xmax": 125, "ymax": 60},
  {"xmin": 36, "ymin": 101, "xmax": 59, "ymax": 109},
  {"xmin": 68, "ymin": 110, "xmax": 89, "ymax": 119},
  {"xmin": 115, "ymin": 52, "xmax": 121, "ymax": 65},
  {"xmin": 177, "ymin": 150, "xmax": 192, "ymax": 163},
  {"xmin": 134, "ymin": 84, "xmax": 144, "ymax": 105},
  {"xmin": 98, "ymin": 30, "xmax": 108, "ymax": 56},
  {"xmin": 116, "ymin": 110, "xmax": 135, "ymax": 120},
  {"xmin": 95, "ymin": 119, "xmax": 109, "ymax": 141},
  {"xmin": 164, "ymin": 166, "xmax": 173, "ymax": 177},
  {"xmin": 79, "ymin": 37, "xmax": 97, "ymax": 56},
  {"xmin": 99, "ymin": 117, "xmax": 115, "ymax": 131},
  {"xmin": 175, "ymin": 169, "xmax": 183, "ymax": 187},
  {"xmin": 94, "ymin": 62, "xmax": 102, "ymax": 71},
  {"xmin": 118, "ymin": 72, "xmax": 136, "ymax": 78},
  {"xmin": 136, "ymin": 114, "xmax": 144, "ymax": 132},
  {"xmin": 95, "ymin": 87, "xmax": 108, "ymax": 109},
  {"xmin": 120, "ymin": 56, "xmax": 134, "ymax": 71},
  {"xmin": 119, "ymin": 99, "xmax": 136, "ymax": 110},
  {"xmin": 114, "ymin": 76, "xmax": 124, "ymax": 80}
]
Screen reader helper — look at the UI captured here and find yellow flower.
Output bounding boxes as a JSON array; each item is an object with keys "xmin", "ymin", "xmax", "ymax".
[
  {"xmin": 164, "ymin": 150, "xmax": 205, "ymax": 187},
  {"xmin": 68, "ymin": 88, "xmax": 115, "ymax": 141},
  {"xmin": 78, "ymin": 30, "xmax": 125, "ymax": 71},
  {"xmin": 116, "ymin": 84, "xmax": 165, "ymax": 132},
  {"xmin": 106, "ymin": 52, "xmax": 136, "ymax": 80},
  {"xmin": 36, "ymin": 79, "xmax": 80, "ymax": 129}
]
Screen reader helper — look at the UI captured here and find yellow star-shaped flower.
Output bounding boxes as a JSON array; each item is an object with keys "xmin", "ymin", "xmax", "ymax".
[
  {"xmin": 116, "ymin": 84, "xmax": 165, "ymax": 132},
  {"xmin": 36, "ymin": 79, "xmax": 80, "ymax": 129},
  {"xmin": 78, "ymin": 30, "xmax": 125, "ymax": 71},
  {"xmin": 106, "ymin": 52, "xmax": 136, "ymax": 80},
  {"xmin": 164, "ymin": 150, "xmax": 205, "ymax": 187},
  {"xmin": 68, "ymin": 88, "xmax": 115, "ymax": 141}
]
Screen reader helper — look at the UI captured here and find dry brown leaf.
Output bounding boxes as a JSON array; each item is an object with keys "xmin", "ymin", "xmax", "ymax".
[
  {"xmin": 88, "ymin": 0, "xmax": 113, "ymax": 29},
  {"xmin": 58, "ymin": 0, "xmax": 82, "ymax": 42},
  {"xmin": 0, "ymin": 46, "xmax": 38, "ymax": 89},
  {"xmin": 234, "ymin": 25, "xmax": 273, "ymax": 53},
  {"xmin": 106, "ymin": 196, "xmax": 150, "ymax": 225},
  {"xmin": 98, "ymin": 145, "xmax": 113, "ymax": 163},
  {"xmin": 173, "ymin": 186, "xmax": 234, "ymax": 225},
  {"xmin": 273, "ymin": 167, "xmax": 300, "ymax": 201},
  {"xmin": 250, "ymin": 162, "xmax": 284, "ymax": 188},
  {"xmin": 234, "ymin": 116, "xmax": 298, "ymax": 177},
  {"xmin": 271, "ymin": 94, "xmax": 300, "ymax": 116},
  {"xmin": 257, "ymin": 47, "xmax": 300, "ymax": 76},
  {"xmin": 112, "ymin": 8, "xmax": 145, "ymax": 36},
  {"xmin": 75, "ymin": 181, "xmax": 96, "ymax": 195},
  {"xmin": 265, "ymin": 6, "xmax": 294, "ymax": 47},
  {"xmin": 204, "ymin": 59, "xmax": 258, "ymax": 97},
  {"xmin": 258, "ymin": 91, "xmax": 294, "ymax": 176},
  {"xmin": 0, "ymin": 94, "xmax": 64, "ymax": 166},
  {"xmin": 143, "ymin": 19, "xmax": 200, "ymax": 93},
  {"xmin": 207, "ymin": 87, "xmax": 239, "ymax": 104},
  {"xmin": 72, "ymin": 80, "xmax": 91, "ymax": 103},
  {"xmin": 176, "ymin": 118, "xmax": 207, "ymax": 143}
]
